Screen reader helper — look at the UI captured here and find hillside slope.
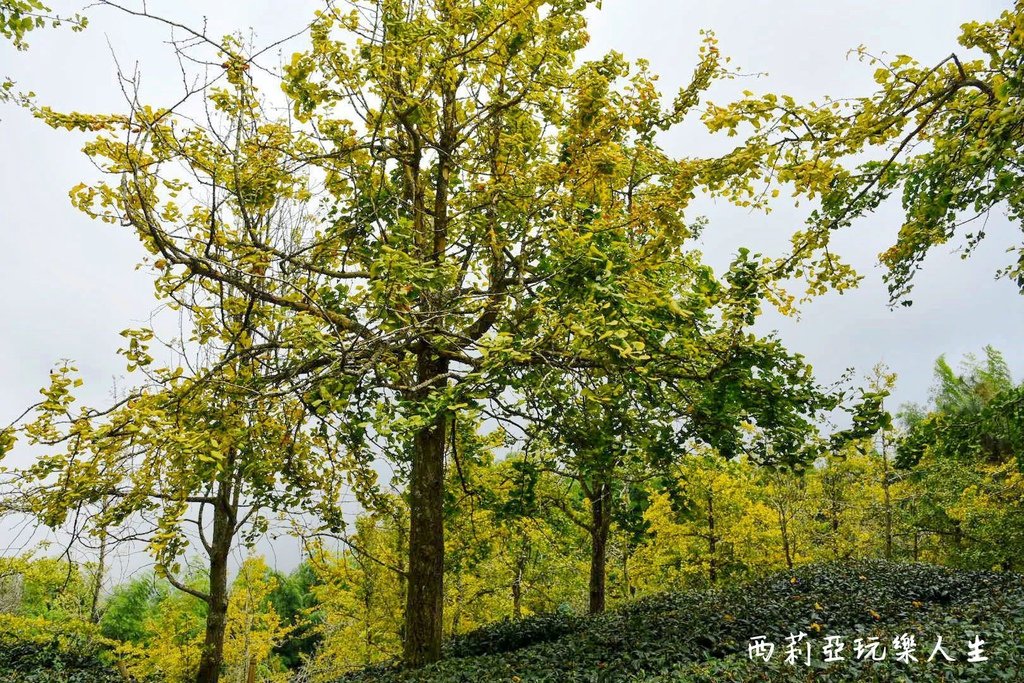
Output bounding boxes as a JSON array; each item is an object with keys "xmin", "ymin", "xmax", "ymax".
[{"xmin": 338, "ymin": 561, "xmax": 1024, "ymax": 682}]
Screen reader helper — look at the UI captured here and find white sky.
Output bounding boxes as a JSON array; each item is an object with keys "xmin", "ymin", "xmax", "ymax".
[{"xmin": 1, "ymin": 0, "xmax": 1021, "ymax": 573}]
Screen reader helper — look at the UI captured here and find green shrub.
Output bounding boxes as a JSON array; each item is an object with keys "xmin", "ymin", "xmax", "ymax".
[
  {"xmin": 337, "ymin": 561, "xmax": 1024, "ymax": 682},
  {"xmin": 0, "ymin": 639, "xmax": 122, "ymax": 683},
  {"xmin": 0, "ymin": 615, "xmax": 122, "ymax": 683}
]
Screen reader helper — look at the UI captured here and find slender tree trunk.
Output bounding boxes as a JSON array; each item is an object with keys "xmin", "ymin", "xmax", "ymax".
[
  {"xmin": 394, "ymin": 507, "xmax": 408, "ymax": 647},
  {"xmin": 778, "ymin": 507, "xmax": 793, "ymax": 570},
  {"xmin": 363, "ymin": 571, "xmax": 373, "ymax": 665},
  {"xmin": 403, "ymin": 352, "xmax": 448, "ymax": 667},
  {"xmin": 881, "ymin": 437, "xmax": 893, "ymax": 560},
  {"xmin": 450, "ymin": 571, "xmax": 463, "ymax": 637},
  {"xmin": 400, "ymin": 53, "xmax": 455, "ymax": 658},
  {"xmin": 830, "ymin": 493, "xmax": 841, "ymax": 560},
  {"xmin": 512, "ymin": 543, "xmax": 527, "ymax": 619},
  {"xmin": 89, "ymin": 528, "xmax": 108, "ymax": 624},
  {"xmin": 195, "ymin": 544, "xmax": 231, "ymax": 683},
  {"xmin": 196, "ymin": 481, "xmax": 235, "ymax": 683},
  {"xmin": 707, "ymin": 491, "xmax": 717, "ymax": 585},
  {"xmin": 588, "ymin": 482, "xmax": 611, "ymax": 614},
  {"xmin": 511, "ymin": 578, "xmax": 522, "ymax": 620},
  {"xmin": 622, "ymin": 542, "xmax": 634, "ymax": 599}
]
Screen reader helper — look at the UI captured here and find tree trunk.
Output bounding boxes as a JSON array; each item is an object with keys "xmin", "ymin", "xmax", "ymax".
[
  {"xmin": 779, "ymin": 508, "xmax": 793, "ymax": 570},
  {"xmin": 394, "ymin": 507, "xmax": 407, "ymax": 648},
  {"xmin": 196, "ymin": 484, "xmax": 234, "ymax": 683},
  {"xmin": 450, "ymin": 571, "xmax": 463, "ymax": 637},
  {"xmin": 622, "ymin": 542, "xmax": 634, "ymax": 600},
  {"xmin": 363, "ymin": 568, "xmax": 373, "ymax": 665},
  {"xmin": 403, "ymin": 353, "xmax": 448, "ymax": 667},
  {"xmin": 195, "ymin": 545, "xmax": 230, "ymax": 683},
  {"xmin": 588, "ymin": 482, "xmax": 611, "ymax": 614},
  {"xmin": 512, "ymin": 543, "xmax": 527, "ymax": 619},
  {"xmin": 89, "ymin": 528, "xmax": 108, "ymax": 624},
  {"xmin": 511, "ymin": 578, "xmax": 522, "ymax": 620},
  {"xmin": 707, "ymin": 491, "xmax": 717, "ymax": 585},
  {"xmin": 881, "ymin": 438, "xmax": 893, "ymax": 560},
  {"xmin": 830, "ymin": 496, "xmax": 841, "ymax": 560}
]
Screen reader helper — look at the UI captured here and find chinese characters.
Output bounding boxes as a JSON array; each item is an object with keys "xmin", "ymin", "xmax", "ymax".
[{"xmin": 748, "ymin": 633, "xmax": 988, "ymax": 667}]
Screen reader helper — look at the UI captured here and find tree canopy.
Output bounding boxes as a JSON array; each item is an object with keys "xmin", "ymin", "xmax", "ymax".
[{"xmin": 2, "ymin": 1, "xmax": 1023, "ymax": 681}]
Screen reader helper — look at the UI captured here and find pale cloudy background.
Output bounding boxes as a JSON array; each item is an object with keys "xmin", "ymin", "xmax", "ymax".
[{"xmin": 1, "ymin": 0, "xmax": 1021, "ymax": 573}]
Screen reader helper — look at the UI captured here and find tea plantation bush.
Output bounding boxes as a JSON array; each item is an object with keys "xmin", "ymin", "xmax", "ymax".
[
  {"xmin": 0, "ymin": 616, "xmax": 121, "ymax": 683},
  {"xmin": 0, "ymin": 639, "xmax": 122, "ymax": 683},
  {"xmin": 338, "ymin": 561, "xmax": 1024, "ymax": 682}
]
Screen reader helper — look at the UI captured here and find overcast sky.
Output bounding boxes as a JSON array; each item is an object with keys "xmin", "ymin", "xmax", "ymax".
[{"xmin": 1, "ymin": 0, "xmax": 1021, "ymax": 572}]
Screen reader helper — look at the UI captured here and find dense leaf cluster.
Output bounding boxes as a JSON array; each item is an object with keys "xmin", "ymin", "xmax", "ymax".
[{"xmin": 0, "ymin": 638, "xmax": 120, "ymax": 683}]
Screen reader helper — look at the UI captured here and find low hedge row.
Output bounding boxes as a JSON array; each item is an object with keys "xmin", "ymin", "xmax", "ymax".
[
  {"xmin": 0, "ymin": 638, "xmax": 121, "ymax": 683},
  {"xmin": 338, "ymin": 561, "xmax": 1024, "ymax": 682},
  {"xmin": 0, "ymin": 615, "xmax": 121, "ymax": 683}
]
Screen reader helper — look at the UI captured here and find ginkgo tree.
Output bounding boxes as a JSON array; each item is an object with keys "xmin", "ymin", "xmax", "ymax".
[
  {"xmin": 704, "ymin": 1, "xmax": 1024, "ymax": 303},
  {"xmin": 0, "ymin": 0, "xmax": 86, "ymax": 104},
  {"xmin": 15, "ymin": 0, "xmax": 844, "ymax": 668},
  {"xmin": 1, "ymin": 257, "xmax": 351, "ymax": 683},
  {"xmin": 515, "ymin": 324, "xmax": 834, "ymax": 614},
  {"xmin": 0, "ymin": 0, "xmax": 85, "ymax": 50},
  {"xmin": 459, "ymin": 26, "xmax": 837, "ymax": 617}
]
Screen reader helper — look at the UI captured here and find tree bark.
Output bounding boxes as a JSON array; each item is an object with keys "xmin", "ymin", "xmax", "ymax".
[
  {"xmin": 195, "ymin": 483, "xmax": 234, "ymax": 683},
  {"xmin": 450, "ymin": 571, "xmax": 463, "ymax": 637},
  {"xmin": 403, "ymin": 352, "xmax": 448, "ymax": 667},
  {"xmin": 394, "ymin": 511, "xmax": 407, "ymax": 648},
  {"xmin": 779, "ymin": 507, "xmax": 793, "ymax": 570},
  {"xmin": 829, "ymin": 488, "xmax": 841, "ymax": 560},
  {"xmin": 622, "ymin": 542, "xmax": 634, "ymax": 600},
  {"xmin": 588, "ymin": 482, "xmax": 611, "ymax": 614},
  {"xmin": 363, "ymin": 564, "xmax": 374, "ymax": 665},
  {"xmin": 89, "ymin": 528, "xmax": 108, "ymax": 624},
  {"xmin": 707, "ymin": 491, "xmax": 718, "ymax": 585},
  {"xmin": 512, "ymin": 542, "xmax": 527, "ymax": 619},
  {"xmin": 881, "ymin": 436, "xmax": 893, "ymax": 560},
  {"xmin": 511, "ymin": 579, "xmax": 522, "ymax": 620}
]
